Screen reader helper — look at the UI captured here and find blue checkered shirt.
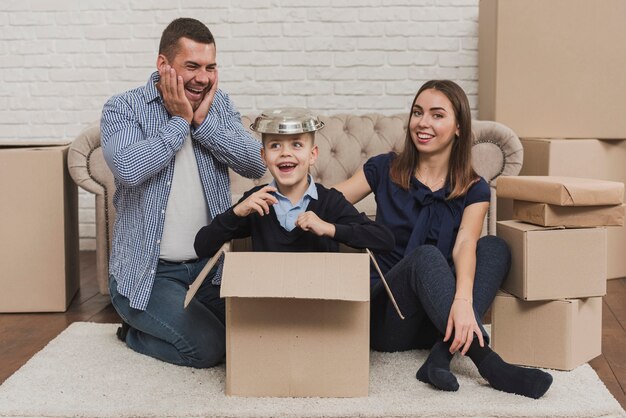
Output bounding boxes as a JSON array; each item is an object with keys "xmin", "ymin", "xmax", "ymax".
[{"xmin": 101, "ymin": 71, "xmax": 265, "ymax": 310}]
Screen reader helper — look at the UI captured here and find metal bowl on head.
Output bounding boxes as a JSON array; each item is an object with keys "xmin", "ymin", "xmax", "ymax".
[{"xmin": 250, "ymin": 108, "xmax": 324, "ymax": 134}]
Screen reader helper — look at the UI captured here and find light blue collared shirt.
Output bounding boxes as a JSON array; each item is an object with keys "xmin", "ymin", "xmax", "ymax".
[{"xmin": 270, "ymin": 175, "xmax": 318, "ymax": 231}]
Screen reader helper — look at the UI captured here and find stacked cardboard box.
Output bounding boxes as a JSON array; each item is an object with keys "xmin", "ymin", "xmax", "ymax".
[
  {"xmin": 492, "ymin": 176, "xmax": 624, "ymax": 370},
  {"xmin": 0, "ymin": 141, "xmax": 80, "ymax": 312},
  {"xmin": 479, "ymin": 0, "xmax": 626, "ymax": 280}
]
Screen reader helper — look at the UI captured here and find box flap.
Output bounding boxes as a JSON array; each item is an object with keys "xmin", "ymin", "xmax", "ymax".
[
  {"xmin": 220, "ymin": 252, "xmax": 369, "ymax": 302},
  {"xmin": 497, "ymin": 219, "xmax": 564, "ymax": 233},
  {"xmin": 497, "ymin": 176, "xmax": 624, "ymax": 206}
]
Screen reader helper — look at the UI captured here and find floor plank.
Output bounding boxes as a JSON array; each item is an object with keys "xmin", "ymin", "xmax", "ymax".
[{"xmin": 0, "ymin": 252, "xmax": 625, "ymax": 412}]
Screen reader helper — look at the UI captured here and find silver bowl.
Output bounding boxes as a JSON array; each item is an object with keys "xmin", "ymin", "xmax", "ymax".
[{"xmin": 250, "ymin": 108, "xmax": 325, "ymax": 134}]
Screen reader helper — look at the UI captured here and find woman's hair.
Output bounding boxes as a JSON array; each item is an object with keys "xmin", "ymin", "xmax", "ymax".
[{"xmin": 389, "ymin": 79, "xmax": 479, "ymax": 199}]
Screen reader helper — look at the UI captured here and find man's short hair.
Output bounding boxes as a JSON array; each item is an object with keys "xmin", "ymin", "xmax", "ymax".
[{"xmin": 159, "ymin": 18, "xmax": 215, "ymax": 61}]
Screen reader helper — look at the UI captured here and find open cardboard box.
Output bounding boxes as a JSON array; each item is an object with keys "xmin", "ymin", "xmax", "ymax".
[
  {"xmin": 0, "ymin": 141, "xmax": 79, "ymax": 312},
  {"xmin": 185, "ymin": 243, "xmax": 402, "ymax": 398},
  {"xmin": 496, "ymin": 220, "xmax": 606, "ymax": 301},
  {"xmin": 491, "ymin": 291, "xmax": 602, "ymax": 371}
]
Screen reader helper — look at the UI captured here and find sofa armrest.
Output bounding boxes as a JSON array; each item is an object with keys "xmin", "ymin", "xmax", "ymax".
[
  {"xmin": 68, "ymin": 123, "xmax": 116, "ymax": 295},
  {"xmin": 472, "ymin": 120, "xmax": 524, "ymax": 235}
]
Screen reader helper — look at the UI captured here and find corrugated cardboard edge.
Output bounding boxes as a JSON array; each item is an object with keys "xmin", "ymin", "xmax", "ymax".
[
  {"xmin": 513, "ymin": 201, "xmax": 626, "ymax": 227},
  {"xmin": 220, "ymin": 252, "xmax": 370, "ymax": 301},
  {"xmin": 185, "ymin": 245, "xmax": 404, "ymax": 320},
  {"xmin": 366, "ymin": 249, "xmax": 404, "ymax": 320},
  {"xmin": 184, "ymin": 242, "xmax": 230, "ymax": 309}
]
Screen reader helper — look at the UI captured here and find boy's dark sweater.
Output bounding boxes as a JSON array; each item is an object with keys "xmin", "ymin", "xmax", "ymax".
[{"xmin": 194, "ymin": 183, "xmax": 395, "ymax": 258}]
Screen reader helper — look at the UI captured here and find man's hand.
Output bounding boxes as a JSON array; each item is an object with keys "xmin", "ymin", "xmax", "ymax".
[
  {"xmin": 192, "ymin": 69, "xmax": 219, "ymax": 128},
  {"xmin": 158, "ymin": 65, "xmax": 193, "ymax": 124},
  {"xmin": 296, "ymin": 211, "xmax": 335, "ymax": 237},
  {"xmin": 233, "ymin": 185, "xmax": 278, "ymax": 217}
]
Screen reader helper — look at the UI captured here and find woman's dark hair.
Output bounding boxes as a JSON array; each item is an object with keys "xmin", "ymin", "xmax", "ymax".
[
  {"xmin": 159, "ymin": 18, "xmax": 215, "ymax": 61},
  {"xmin": 389, "ymin": 80, "xmax": 479, "ymax": 199}
]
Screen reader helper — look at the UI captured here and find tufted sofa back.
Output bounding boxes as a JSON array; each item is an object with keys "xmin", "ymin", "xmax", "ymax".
[
  {"xmin": 68, "ymin": 114, "xmax": 522, "ymax": 295},
  {"xmin": 235, "ymin": 114, "xmax": 523, "ymax": 223}
]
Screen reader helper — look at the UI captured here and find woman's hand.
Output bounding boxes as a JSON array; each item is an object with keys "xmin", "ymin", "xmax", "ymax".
[
  {"xmin": 444, "ymin": 298, "xmax": 484, "ymax": 355},
  {"xmin": 233, "ymin": 186, "xmax": 278, "ymax": 217}
]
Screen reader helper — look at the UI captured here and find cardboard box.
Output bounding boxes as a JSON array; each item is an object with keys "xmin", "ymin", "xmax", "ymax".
[
  {"xmin": 496, "ymin": 221, "xmax": 606, "ymax": 300},
  {"xmin": 497, "ymin": 176, "xmax": 624, "ymax": 206},
  {"xmin": 220, "ymin": 251, "xmax": 370, "ymax": 397},
  {"xmin": 519, "ymin": 138, "xmax": 626, "ymax": 279},
  {"xmin": 513, "ymin": 201, "xmax": 626, "ymax": 228},
  {"xmin": 491, "ymin": 291, "xmax": 602, "ymax": 370},
  {"xmin": 0, "ymin": 142, "xmax": 79, "ymax": 312},
  {"xmin": 479, "ymin": 0, "xmax": 626, "ymax": 138}
]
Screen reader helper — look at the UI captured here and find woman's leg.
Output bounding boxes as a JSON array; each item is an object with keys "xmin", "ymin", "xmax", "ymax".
[
  {"xmin": 370, "ymin": 244, "xmax": 461, "ymax": 390},
  {"xmin": 462, "ymin": 236, "xmax": 553, "ymax": 399}
]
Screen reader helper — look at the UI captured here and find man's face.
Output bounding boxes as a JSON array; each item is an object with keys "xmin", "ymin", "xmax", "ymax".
[{"xmin": 157, "ymin": 37, "xmax": 217, "ymax": 110}]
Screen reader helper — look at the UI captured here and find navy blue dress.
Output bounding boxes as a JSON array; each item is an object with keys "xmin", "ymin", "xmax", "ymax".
[{"xmin": 364, "ymin": 153, "xmax": 490, "ymax": 286}]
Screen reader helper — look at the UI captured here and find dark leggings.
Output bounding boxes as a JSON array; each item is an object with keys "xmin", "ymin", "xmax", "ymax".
[{"xmin": 371, "ymin": 235, "xmax": 511, "ymax": 352}]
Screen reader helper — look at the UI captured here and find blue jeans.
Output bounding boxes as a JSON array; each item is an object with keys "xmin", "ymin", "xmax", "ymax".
[
  {"xmin": 109, "ymin": 259, "xmax": 225, "ymax": 368},
  {"xmin": 371, "ymin": 235, "xmax": 511, "ymax": 352}
]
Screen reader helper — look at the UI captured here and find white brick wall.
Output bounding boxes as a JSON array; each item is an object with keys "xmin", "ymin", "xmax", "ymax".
[{"xmin": 0, "ymin": 1, "xmax": 480, "ymax": 250}]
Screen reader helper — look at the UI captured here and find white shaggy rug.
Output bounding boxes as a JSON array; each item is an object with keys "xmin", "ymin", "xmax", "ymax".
[{"xmin": 0, "ymin": 323, "xmax": 624, "ymax": 418}]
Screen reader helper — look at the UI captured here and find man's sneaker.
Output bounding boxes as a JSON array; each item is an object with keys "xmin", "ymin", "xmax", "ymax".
[{"xmin": 116, "ymin": 321, "xmax": 130, "ymax": 342}]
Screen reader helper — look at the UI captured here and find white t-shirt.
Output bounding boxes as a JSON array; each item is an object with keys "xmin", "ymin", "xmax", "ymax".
[{"xmin": 159, "ymin": 134, "xmax": 211, "ymax": 261}]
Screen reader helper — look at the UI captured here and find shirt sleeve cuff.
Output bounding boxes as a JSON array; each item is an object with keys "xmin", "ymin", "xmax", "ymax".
[
  {"xmin": 191, "ymin": 106, "xmax": 219, "ymax": 141},
  {"xmin": 220, "ymin": 207, "xmax": 243, "ymax": 228},
  {"xmin": 164, "ymin": 116, "xmax": 191, "ymax": 148},
  {"xmin": 334, "ymin": 224, "xmax": 351, "ymax": 242}
]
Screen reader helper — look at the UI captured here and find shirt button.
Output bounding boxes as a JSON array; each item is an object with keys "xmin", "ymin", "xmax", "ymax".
[
  {"xmin": 166, "ymin": 181, "xmax": 171, "ymax": 186},
  {"xmin": 156, "ymin": 240, "xmax": 161, "ymax": 244},
  {"xmin": 150, "ymin": 269, "xmax": 155, "ymax": 274},
  {"xmin": 161, "ymin": 209, "xmax": 165, "ymax": 214}
]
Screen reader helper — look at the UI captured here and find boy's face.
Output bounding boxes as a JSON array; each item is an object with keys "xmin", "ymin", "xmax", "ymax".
[{"xmin": 261, "ymin": 133, "xmax": 318, "ymax": 192}]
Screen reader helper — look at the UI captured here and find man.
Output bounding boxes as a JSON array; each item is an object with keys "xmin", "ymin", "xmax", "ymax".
[{"xmin": 100, "ymin": 18, "xmax": 265, "ymax": 368}]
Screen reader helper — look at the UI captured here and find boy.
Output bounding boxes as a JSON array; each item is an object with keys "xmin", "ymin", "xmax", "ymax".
[{"xmin": 194, "ymin": 108, "xmax": 394, "ymax": 258}]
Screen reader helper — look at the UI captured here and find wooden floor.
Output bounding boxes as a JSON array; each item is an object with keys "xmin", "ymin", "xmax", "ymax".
[{"xmin": 0, "ymin": 251, "xmax": 625, "ymax": 409}]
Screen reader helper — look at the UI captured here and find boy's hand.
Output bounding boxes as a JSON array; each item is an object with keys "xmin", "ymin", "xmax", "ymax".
[
  {"xmin": 296, "ymin": 211, "xmax": 335, "ymax": 237},
  {"xmin": 158, "ymin": 65, "xmax": 193, "ymax": 124},
  {"xmin": 192, "ymin": 68, "xmax": 218, "ymax": 128},
  {"xmin": 233, "ymin": 185, "xmax": 278, "ymax": 217}
]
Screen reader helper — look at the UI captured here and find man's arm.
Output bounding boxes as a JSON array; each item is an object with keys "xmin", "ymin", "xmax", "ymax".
[
  {"xmin": 100, "ymin": 95, "xmax": 189, "ymax": 187},
  {"xmin": 191, "ymin": 90, "xmax": 265, "ymax": 179}
]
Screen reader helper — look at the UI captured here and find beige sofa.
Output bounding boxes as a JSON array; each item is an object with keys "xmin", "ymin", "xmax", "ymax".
[{"xmin": 68, "ymin": 114, "xmax": 523, "ymax": 295}]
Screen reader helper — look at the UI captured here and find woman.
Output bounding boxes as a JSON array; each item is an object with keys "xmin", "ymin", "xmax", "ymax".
[{"xmin": 335, "ymin": 80, "xmax": 552, "ymax": 398}]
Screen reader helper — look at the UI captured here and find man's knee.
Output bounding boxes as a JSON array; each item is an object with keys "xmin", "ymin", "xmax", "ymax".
[{"xmin": 184, "ymin": 334, "xmax": 226, "ymax": 368}]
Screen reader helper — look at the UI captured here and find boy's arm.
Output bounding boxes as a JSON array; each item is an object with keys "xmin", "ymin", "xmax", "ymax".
[
  {"xmin": 194, "ymin": 191, "xmax": 256, "ymax": 259},
  {"xmin": 194, "ymin": 185, "xmax": 278, "ymax": 258},
  {"xmin": 299, "ymin": 188, "xmax": 395, "ymax": 252}
]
